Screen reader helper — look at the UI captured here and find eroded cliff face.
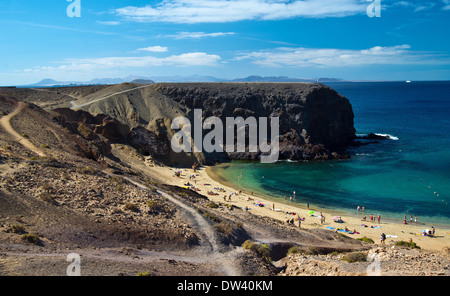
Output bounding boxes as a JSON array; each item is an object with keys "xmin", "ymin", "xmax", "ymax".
[
  {"xmin": 152, "ymin": 83, "xmax": 356, "ymax": 163},
  {"xmin": 57, "ymin": 83, "xmax": 356, "ymax": 166}
]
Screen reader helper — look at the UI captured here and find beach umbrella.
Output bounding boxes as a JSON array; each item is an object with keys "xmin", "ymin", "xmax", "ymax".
[{"xmin": 308, "ymin": 210, "xmax": 314, "ymax": 215}]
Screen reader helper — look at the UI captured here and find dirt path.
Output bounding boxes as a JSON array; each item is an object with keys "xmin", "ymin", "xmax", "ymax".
[
  {"xmin": 70, "ymin": 85, "xmax": 151, "ymax": 109},
  {"xmin": 119, "ymin": 174, "xmax": 245, "ymax": 276},
  {"xmin": 31, "ymin": 88, "xmax": 79, "ymax": 100},
  {"xmin": 0, "ymin": 102, "xmax": 46, "ymax": 157}
]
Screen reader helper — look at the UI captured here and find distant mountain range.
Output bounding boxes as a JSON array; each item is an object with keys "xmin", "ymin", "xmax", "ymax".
[{"xmin": 23, "ymin": 75, "xmax": 345, "ymax": 87}]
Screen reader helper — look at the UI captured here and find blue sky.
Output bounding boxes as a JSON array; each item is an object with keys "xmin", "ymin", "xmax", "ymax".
[{"xmin": 1, "ymin": 0, "xmax": 450, "ymax": 85}]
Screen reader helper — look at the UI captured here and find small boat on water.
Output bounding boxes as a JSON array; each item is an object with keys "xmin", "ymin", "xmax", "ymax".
[{"xmin": 406, "ymin": 80, "xmax": 411, "ymax": 83}]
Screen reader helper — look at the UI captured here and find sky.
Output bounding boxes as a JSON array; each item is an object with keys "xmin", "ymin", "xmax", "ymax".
[{"xmin": 0, "ymin": 0, "xmax": 450, "ymax": 85}]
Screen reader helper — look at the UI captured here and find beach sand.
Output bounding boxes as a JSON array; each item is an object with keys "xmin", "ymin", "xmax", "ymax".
[{"xmin": 145, "ymin": 164, "xmax": 450, "ymax": 252}]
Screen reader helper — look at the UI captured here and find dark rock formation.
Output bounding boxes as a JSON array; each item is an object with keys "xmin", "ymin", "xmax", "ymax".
[
  {"xmin": 52, "ymin": 83, "xmax": 357, "ymax": 166},
  {"xmin": 153, "ymin": 83, "xmax": 356, "ymax": 163},
  {"xmin": 129, "ymin": 126, "xmax": 170, "ymax": 161},
  {"xmin": 52, "ymin": 108, "xmax": 127, "ymax": 160}
]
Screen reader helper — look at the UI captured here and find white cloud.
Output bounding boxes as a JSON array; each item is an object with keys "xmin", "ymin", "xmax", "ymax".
[
  {"xmin": 165, "ymin": 32, "xmax": 235, "ymax": 39},
  {"xmin": 236, "ymin": 45, "xmax": 450, "ymax": 67},
  {"xmin": 97, "ymin": 21, "xmax": 121, "ymax": 26},
  {"xmin": 137, "ymin": 46, "xmax": 169, "ymax": 52},
  {"xmin": 115, "ymin": 0, "xmax": 368, "ymax": 24},
  {"xmin": 20, "ymin": 52, "xmax": 222, "ymax": 74},
  {"xmin": 443, "ymin": 0, "xmax": 450, "ymax": 10}
]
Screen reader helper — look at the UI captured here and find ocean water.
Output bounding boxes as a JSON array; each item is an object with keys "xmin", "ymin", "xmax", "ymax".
[{"xmin": 210, "ymin": 81, "xmax": 450, "ymax": 227}]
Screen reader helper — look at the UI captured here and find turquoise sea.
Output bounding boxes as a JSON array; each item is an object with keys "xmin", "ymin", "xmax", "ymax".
[{"xmin": 210, "ymin": 81, "xmax": 450, "ymax": 227}]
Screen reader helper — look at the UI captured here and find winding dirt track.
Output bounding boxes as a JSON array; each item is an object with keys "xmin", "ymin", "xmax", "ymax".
[
  {"xmin": 69, "ymin": 85, "xmax": 151, "ymax": 109},
  {"xmin": 0, "ymin": 102, "xmax": 46, "ymax": 157},
  {"xmin": 121, "ymin": 174, "xmax": 246, "ymax": 276}
]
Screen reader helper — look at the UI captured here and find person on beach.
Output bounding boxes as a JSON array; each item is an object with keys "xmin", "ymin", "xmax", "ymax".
[
  {"xmin": 415, "ymin": 216, "xmax": 418, "ymax": 224},
  {"xmin": 306, "ymin": 202, "xmax": 310, "ymax": 209},
  {"xmin": 298, "ymin": 219, "xmax": 301, "ymax": 228},
  {"xmin": 381, "ymin": 233, "xmax": 386, "ymax": 244},
  {"xmin": 357, "ymin": 206, "xmax": 360, "ymax": 213},
  {"xmin": 370, "ymin": 214, "xmax": 374, "ymax": 222},
  {"xmin": 410, "ymin": 214, "xmax": 413, "ymax": 223},
  {"xmin": 377, "ymin": 214, "xmax": 381, "ymax": 223},
  {"xmin": 431, "ymin": 226, "xmax": 435, "ymax": 236},
  {"xmin": 362, "ymin": 206, "xmax": 365, "ymax": 214}
]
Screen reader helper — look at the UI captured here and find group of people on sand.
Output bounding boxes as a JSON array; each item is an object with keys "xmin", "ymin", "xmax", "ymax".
[
  {"xmin": 357, "ymin": 206, "xmax": 381, "ymax": 224},
  {"xmin": 286, "ymin": 215, "xmax": 304, "ymax": 228},
  {"xmin": 403, "ymin": 213, "xmax": 419, "ymax": 225}
]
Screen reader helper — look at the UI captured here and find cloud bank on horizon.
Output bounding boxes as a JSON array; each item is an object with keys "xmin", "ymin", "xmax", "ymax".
[{"xmin": 0, "ymin": 0, "xmax": 449, "ymax": 85}]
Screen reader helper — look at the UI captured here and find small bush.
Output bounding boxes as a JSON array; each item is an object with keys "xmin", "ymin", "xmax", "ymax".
[
  {"xmin": 214, "ymin": 222, "xmax": 234, "ymax": 236},
  {"xmin": 341, "ymin": 252, "xmax": 367, "ymax": 263},
  {"xmin": 242, "ymin": 240, "xmax": 271, "ymax": 264},
  {"xmin": 21, "ymin": 233, "xmax": 42, "ymax": 245},
  {"xmin": 76, "ymin": 166, "xmax": 99, "ymax": 175},
  {"xmin": 9, "ymin": 224, "xmax": 27, "ymax": 234},
  {"xmin": 39, "ymin": 193, "xmax": 58, "ymax": 205},
  {"xmin": 357, "ymin": 237, "xmax": 375, "ymax": 244},
  {"xmin": 124, "ymin": 203, "xmax": 140, "ymax": 212},
  {"xmin": 21, "ymin": 133, "xmax": 29, "ymax": 138},
  {"xmin": 394, "ymin": 241, "xmax": 420, "ymax": 249},
  {"xmin": 147, "ymin": 200, "xmax": 160, "ymax": 211},
  {"xmin": 202, "ymin": 211, "xmax": 222, "ymax": 223},
  {"xmin": 41, "ymin": 144, "xmax": 50, "ymax": 149},
  {"xmin": 206, "ymin": 201, "xmax": 219, "ymax": 209},
  {"xmin": 287, "ymin": 246, "xmax": 303, "ymax": 256}
]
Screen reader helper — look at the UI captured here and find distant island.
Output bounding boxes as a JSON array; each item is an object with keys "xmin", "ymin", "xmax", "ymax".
[{"xmin": 19, "ymin": 75, "xmax": 345, "ymax": 88}]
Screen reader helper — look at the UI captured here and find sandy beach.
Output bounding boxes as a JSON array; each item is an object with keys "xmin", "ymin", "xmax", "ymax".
[{"xmin": 145, "ymin": 164, "xmax": 450, "ymax": 252}]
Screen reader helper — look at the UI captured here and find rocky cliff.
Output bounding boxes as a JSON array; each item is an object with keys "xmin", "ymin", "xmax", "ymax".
[
  {"xmin": 152, "ymin": 83, "xmax": 356, "ymax": 163},
  {"xmin": 66, "ymin": 82, "xmax": 356, "ymax": 166}
]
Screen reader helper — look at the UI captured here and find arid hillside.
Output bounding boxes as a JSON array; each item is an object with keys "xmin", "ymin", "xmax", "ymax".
[{"xmin": 0, "ymin": 94, "xmax": 374, "ymax": 276}]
